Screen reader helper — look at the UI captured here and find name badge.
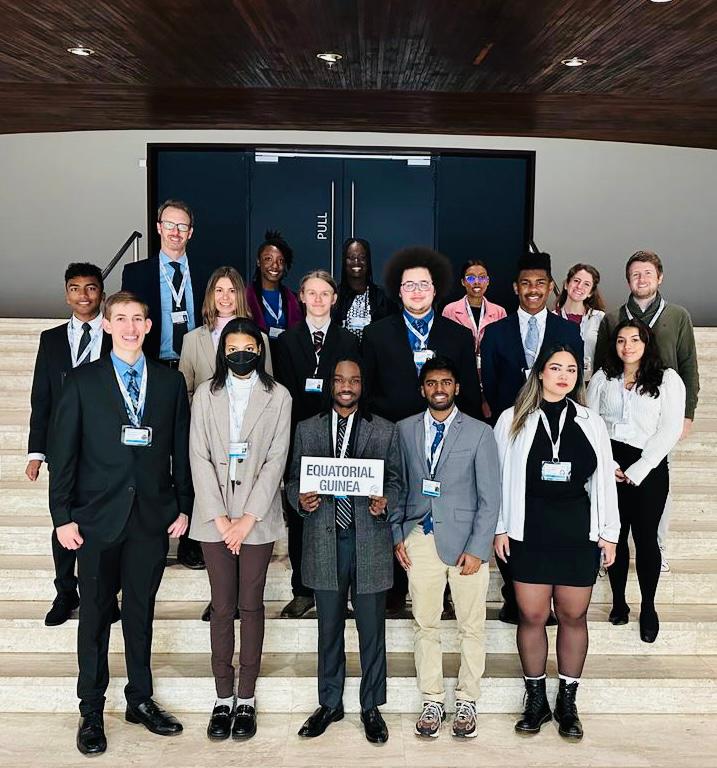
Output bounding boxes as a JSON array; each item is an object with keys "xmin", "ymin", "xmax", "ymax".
[
  {"xmin": 541, "ymin": 460, "xmax": 572, "ymax": 482},
  {"xmin": 348, "ymin": 316, "xmax": 370, "ymax": 330},
  {"xmin": 476, "ymin": 353, "xmax": 481, "ymax": 371},
  {"xmin": 171, "ymin": 310, "xmax": 188, "ymax": 325},
  {"xmin": 229, "ymin": 441, "xmax": 249, "ymax": 460},
  {"xmin": 305, "ymin": 377, "xmax": 324, "ymax": 393},
  {"xmin": 422, "ymin": 479, "xmax": 441, "ymax": 497},
  {"xmin": 413, "ymin": 349, "xmax": 435, "ymax": 366},
  {"xmin": 269, "ymin": 326, "xmax": 284, "ymax": 338},
  {"xmin": 121, "ymin": 425, "xmax": 152, "ymax": 447}
]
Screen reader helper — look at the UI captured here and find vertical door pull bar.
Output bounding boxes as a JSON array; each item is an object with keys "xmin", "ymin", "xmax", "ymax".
[
  {"xmin": 351, "ymin": 181, "xmax": 355, "ymax": 238},
  {"xmin": 330, "ymin": 181, "xmax": 336, "ymax": 277}
]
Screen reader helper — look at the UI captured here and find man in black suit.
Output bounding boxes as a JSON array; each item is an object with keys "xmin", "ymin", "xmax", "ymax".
[
  {"xmin": 362, "ymin": 247, "xmax": 481, "ymax": 614},
  {"xmin": 275, "ymin": 271, "xmax": 359, "ymax": 618},
  {"xmin": 480, "ymin": 251, "xmax": 583, "ymax": 623},
  {"xmin": 121, "ymin": 198, "xmax": 206, "ymax": 569},
  {"xmin": 26, "ymin": 262, "xmax": 113, "ymax": 626},
  {"xmin": 50, "ymin": 291, "xmax": 192, "ymax": 756}
]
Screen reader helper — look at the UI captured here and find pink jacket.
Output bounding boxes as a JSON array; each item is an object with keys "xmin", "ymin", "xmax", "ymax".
[{"xmin": 442, "ymin": 296, "xmax": 507, "ymax": 350}]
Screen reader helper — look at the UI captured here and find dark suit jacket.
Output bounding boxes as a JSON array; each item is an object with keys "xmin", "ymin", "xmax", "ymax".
[
  {"xmin": 28, "ymin": 322, "xmax": 112, "ymax": 462},
  {"xmin": 362, "ymin": 313, "xmax": 481, "ymax": 422},
  {"xmin": 121, "ymin": 257, "xmax": 208, "ymax": 360},
  {"xmin": 274, "ymin": 321, "xmax": 360, "ymax": 428},
  {"xmin": 480, "ymin": 311, "xmax": 584, "ymax": 417},
  {"xmin": 49, "ymin": 356, "xmax": 192, "ymax": 542},
  {"xmin": 286, "ymin": 411, "xmax": 402, "ymax": 594}
]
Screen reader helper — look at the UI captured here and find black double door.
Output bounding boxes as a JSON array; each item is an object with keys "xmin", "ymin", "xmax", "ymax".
[{"xmin": 248, "ymin": 154, "xmax": 436, "ymax": 290}]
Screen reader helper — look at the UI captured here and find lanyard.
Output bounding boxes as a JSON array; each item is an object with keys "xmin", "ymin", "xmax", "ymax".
[
  {"xmin": 113, "ymin": 364, "xmax": 148, "ymax": 428},
  {"xmin": 68, "ymin": 319, "xmax": 102, "ymax": 367},
  {"xmin": 262, "ymin": 292, "xmax": 284, "ymax": 325},
  {"xmin": 331, "ymin": 410, "xmax": 356, "ymax": 459},
  {"xmin": 227, "ymin": 373, "xmax": 256, "ymax": 440},
  {"xmin": 464, "ymin": 298, "xmax": 485, "ymax": 347},
  {"xmin": 403, "ymin": 314, "xmax": 432, "ymax": 349},
  {"xmin": 539, "ymin": 406, "xmax": 568, "ymax": 462},
  {"xmin": 625, "ymin": 298, "xmax": 666, "ymax": 329},
  {"xmin": 160, "ymin": 260, "xmax": 190, "ymax": 309}
]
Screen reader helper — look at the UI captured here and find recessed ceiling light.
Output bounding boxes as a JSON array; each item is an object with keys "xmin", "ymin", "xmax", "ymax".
[
  {"xmin": 561, "ymin": 57, "xmax": 587, "ymax": 67},
  {"xmin": 316, "ymin": 52, "xmax": 342, "ymax": 66},
  {"xmin": 67, "ymin": 46, "xmax": 94, "ymax": 56}
]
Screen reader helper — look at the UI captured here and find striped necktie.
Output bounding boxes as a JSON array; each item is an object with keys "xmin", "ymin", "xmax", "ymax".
[{"xmin": 335, "ymin": 416, "xmax": 354, "ymax": 530}]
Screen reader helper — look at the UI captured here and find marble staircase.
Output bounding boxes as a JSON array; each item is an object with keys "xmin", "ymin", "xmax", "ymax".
[{"xmin": 0, "ymin": 318, "xmax": 715, "ymax": 714}]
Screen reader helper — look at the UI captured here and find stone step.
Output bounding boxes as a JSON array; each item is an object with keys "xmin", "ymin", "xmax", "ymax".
[
  {"xmin": 0, "ymin": 651, "xmax": 714, "ymax": 714},
  {"xmin": 2, "ymin": 601, "xmax": 716, "ymax": 657},
  {"xmin": 1, "ymin": 555, "xmax": 716, "ymax": 604}
]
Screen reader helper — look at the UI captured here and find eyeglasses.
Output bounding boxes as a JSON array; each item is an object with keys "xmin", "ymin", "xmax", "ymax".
[
  {"xmin": 464, "ymin": 275, "xmax": 489, "ymax": 285},
  {"xmin": 160, "ymin": 220, "xmax": 191, "ymax": 233},
  {"xmin": 401, "ymin": 280, "xmax": 433, "ymax": 293}
]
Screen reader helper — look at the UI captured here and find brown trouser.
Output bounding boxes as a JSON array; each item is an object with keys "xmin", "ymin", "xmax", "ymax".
[{"xmin": 201, "ymin": 540, "xmax": 274, "ymax": 698}]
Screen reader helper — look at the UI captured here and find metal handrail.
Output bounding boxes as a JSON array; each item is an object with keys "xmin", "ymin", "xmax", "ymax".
[{"xmin": 102, "ymin": 231, "xmax": 143, "ymax": 279}]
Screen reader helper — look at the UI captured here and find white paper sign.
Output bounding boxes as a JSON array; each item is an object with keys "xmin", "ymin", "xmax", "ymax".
[{"xmin": 299, "ymin": 457, "xmax": 384, "ymax": 497}]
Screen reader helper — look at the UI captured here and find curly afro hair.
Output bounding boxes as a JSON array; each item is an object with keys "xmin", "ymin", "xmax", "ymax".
[{"xmin": 384, "ymin": 247, "xmax": 453, "ymax": 301}]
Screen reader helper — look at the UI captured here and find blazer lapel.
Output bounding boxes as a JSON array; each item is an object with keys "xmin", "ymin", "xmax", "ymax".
[
  {"xmin": 435, "ymin": 411, "xmax": 463, "ymax": 475},
  {"xmin": 507, "ymin": 314, "xmax": 529, "ymax": 368},
  {"xmin": 140, "ymin": 359, "xmax": 160, "ymax": 426},
  {"xmin": 99, "ymin": 332, "xmax": 112, "ymax": 356},
  {"xmin": 414, "ymin": 415, "xmax": 426, "ymax": 472},
  {"xmin": 353, "ymin": 414, "xmax": 373, "ymax": 458},
  {"xmin": 210, "ymin": 385, "xmax": 230, "ymax": 457},
  {"xmin": 239, "ymin": 383, "xmax": 271, "ymax": 442},
  {"xmin": 198, "ymin": 327, "xmax": 216, "ymax": 372},
  {"xmin": 99, "ymin": 357, "xmax": 132, "ymax": 424},
  {"xmin": 390, "ymin": 315, "xmax": 419, "ymax": 381},
  {"xmin": 298, "ymin": 324, "xmax": 319, "ymax": 371}
]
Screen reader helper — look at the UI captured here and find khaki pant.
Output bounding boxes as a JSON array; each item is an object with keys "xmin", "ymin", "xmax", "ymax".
[{"xmin": 405, "ymin": 525, "xmax": 489, "ymax": 703}]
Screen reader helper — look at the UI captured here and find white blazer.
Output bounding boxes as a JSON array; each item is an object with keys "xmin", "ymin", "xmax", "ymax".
[
  {"xmin": 554, "ymin": 308, "xmax": 604, "ymax": 379},
  {"xmin": 493, "ymin": 400, "xmax": 620, "ymax": 544}
]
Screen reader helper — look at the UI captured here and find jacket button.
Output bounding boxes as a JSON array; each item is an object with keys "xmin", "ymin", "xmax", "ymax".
[
  {"xmin": 128, "ymin": 486, "xmax": 135, "ymax": 493},
  {"xmin": 326, "ymin": 526, "xmax": 333, "ymax": 533},
  {"xmin": 236, "ymin": 481, "xmax": 242, "ymax": 486}
]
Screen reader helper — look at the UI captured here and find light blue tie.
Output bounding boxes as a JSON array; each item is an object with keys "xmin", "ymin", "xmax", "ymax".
[{"xmin": 525, "ymin": 316, "xmax": 539, "ymax": 368}]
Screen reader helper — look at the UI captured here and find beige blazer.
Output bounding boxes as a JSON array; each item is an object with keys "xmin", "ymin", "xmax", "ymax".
[
  {"xmin": 179, "ymin": 325, "xmax": 273, "ymax": 404},
  {"xmin": 188, "ymin": 376, "xmax": 291, "ymax": 544}
]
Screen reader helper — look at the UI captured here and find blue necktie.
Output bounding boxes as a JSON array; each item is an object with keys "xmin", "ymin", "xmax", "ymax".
[
  {"xmin": 409, "ymin": 317, "xmax": 429, "ymax": 351},
  {"xmin": 126, "ymin": 369, "xmax": 140, "ymax": 422},
  {"xmin": 423, "ymin": 421, "xmax": 446, "ymax": 535},
  {"xmin": 525, "ymin": 315, "xmax": 539, "ymax": 368}
]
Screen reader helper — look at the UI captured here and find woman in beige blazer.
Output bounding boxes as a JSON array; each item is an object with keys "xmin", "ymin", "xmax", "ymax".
[
  {"xmin": 189, "ymin": 317, "xmax": 291, "ymax": 742},
  {"xmin": 179, "ymin": 266, "xmax": 273, "ymax": 403}
]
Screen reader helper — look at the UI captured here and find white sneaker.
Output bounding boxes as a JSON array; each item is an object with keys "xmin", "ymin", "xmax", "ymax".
[
  {"xmin": 452, "ymin": 700, "xmax": 478, "ymax": 738},
  {"xmin": 659, "ymin": 546, "xmax": 670, "ymax": 572}
]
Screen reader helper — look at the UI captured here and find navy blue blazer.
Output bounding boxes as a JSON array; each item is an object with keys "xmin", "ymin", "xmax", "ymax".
[
  {"xmin": 121, "ymin": 257, "xmax": 208, "ymax": 360},
  {"xmin": 480, "ymin": 312, "xmax": 584, "ymax": 417}
]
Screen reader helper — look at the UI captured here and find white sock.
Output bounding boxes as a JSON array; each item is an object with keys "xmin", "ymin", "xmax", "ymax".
[
  {"xmin": 236, "ymin": 696, "xmax": 255, "ymax": 707},
  {"xmin": 215, "ymin": 695, "xmax": 234, "ymax": 707},
  {"xmin": 559, "ymin": 674, "xmax": 580, "ymax": 685},
  {"xmin": 524, "ymin": 674, "xmax": 546, "ymax": 681}
]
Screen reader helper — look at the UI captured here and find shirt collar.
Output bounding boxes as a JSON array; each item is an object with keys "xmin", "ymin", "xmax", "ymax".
[
  {"xmin": 307, "ymin": 317, "xmax": 331, "ymax": 335},
  {"xmin": 110, "ymin": 351, "xmax": 145, "ymax": 379},
  {"xmin": 71, "ymin": 313, "xmax": 103, "ymax": 331},
  {"xmin": 517, "ymin": 306, "xmax": 548, "ymax": 326},
  {"xmin": 404, "ymin": 308, "xmax": 434, "ymax": 327},
  {"xmin": 160, "ymin": 251, "xmax": 187, "ymax": 267},
  {"xmin": 424, "ymin": 405, "xmax": 459, "ymax": 432}
]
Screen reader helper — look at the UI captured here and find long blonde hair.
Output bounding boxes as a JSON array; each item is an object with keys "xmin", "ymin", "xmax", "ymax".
[
  {"xmin": 202, "ymin": 266, "xmax": 253, "ymax": 329},
  {"xmin": 510, "ymin": 344, "xmax": 586, "ymax": 438}
]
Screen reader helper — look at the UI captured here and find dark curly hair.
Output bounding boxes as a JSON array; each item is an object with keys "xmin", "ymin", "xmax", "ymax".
[
  {"xmin": 252, "ymin": 229, "xmax": 294, "ymax": 298},
  {"xmin": 601, "ymin": 319, "xmax": 665, "ymax": 398},
  {"xmin": 383, "ymin": 247, "xmax": 453, "ymax": 301}
]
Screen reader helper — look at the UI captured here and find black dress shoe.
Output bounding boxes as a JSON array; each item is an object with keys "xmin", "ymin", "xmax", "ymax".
[
  {"xmin": 609, "ymin": 604, "xmax": 630, "ymax": 626},
  {"xmin": 280, "ymin": 595, "xmax": 315, "ymax": 618},
  {"xmin": 297, "ymin": 705, "xmax": 344, "ymax": 737},
  {"xmin": 232, "ymin": 704, "xmax": 257, "ymax": 740},
  {"xmin": 515, "ymin": 678, "xmax": 552, "ymax": 735},
  {"xmin": 45, "ymin": 592, "xmax": 80, "ymax": 626},
  {"xmin": 207, "ymin": 704, "xmax": 233, "ymax": 741},
  {"xmin": 385, "ymin": 592, "xmax": 407, "ymax": 618},
  {"xmin": 441, "ymin": 598, "xmax": 456, "ymax": 621},
  {"xmin": 125, "ymin": 699, "xmax": 183, "ymax": 735},
  {"xmin": 177, "ymin": 538, "xmax": 206, "ymax": 569},
  {"xmin": 201, "ymin": 602, "xmax": 212, "ymax": 622},
  {"xmin": 554, "ymin": 680, "xmax": 583, "ymax": 740},
  {"xmin": 361, "ymin": 707, "xmax": 388, "ymax": 743},
  {"xmin": 498, "ymin": 603, "xmax": 519, "ymax": 625},
  {"xmin": 640, "ymin": 610, "xmax": 659, "ymax": 643},
  {"xmin": 77, "ymin": 712, "xmax": 106, "ymax": 755}
]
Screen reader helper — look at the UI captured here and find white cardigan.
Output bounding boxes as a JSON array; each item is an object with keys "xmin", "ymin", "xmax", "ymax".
[
  {"xmin": 554, "ymin": 308, "xmax": 604, "ymax": 380},
  {"xmin": 493, "ymin": 400, "xmax": 620, "ymax": 544},
  {"xmin": 586, "ymin": 368, "xmax": 685, "ymax": 486}
]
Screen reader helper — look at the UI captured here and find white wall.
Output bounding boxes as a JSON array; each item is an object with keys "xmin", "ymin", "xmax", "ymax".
[{"xmin": 1, "ymin": 129, "xmax": 715, "ymax": 323}]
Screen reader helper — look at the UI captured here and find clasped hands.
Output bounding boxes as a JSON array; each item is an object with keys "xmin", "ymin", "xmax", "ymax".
[
  {"xmin": 298, "ymin": 492, "xmax": 388, "ymax": 517},
  {"xmin": 215, "ymin": 514, "xmax": 257, "ymax": 555}
]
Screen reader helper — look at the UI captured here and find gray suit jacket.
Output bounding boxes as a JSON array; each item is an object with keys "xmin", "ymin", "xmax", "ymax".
[
  {"xmin": 286, "ymin": 411, "xmax": 402, "ymax": 594},
  {"xmin": 188, "ymin": 376, "xmax": 291, "ymax": 544},
  {"xmin": 179, "ymin": 325, "xmax": 273, "ymax": 404},
  {"xmin": 392, "ymin": 409, "xmax": 501, "ymax": 564}
]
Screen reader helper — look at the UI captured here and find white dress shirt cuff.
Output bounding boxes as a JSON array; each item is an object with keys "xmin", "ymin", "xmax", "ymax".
[{"xmin": 27, "ymin": 453, "xmax": 46, "ymax": 463}]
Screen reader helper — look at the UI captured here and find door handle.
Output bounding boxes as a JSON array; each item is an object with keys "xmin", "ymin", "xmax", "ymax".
[
  {"xmin": 350, "ymin": 181, "xmax": 355, "ymax": 238},
  {"xmin": 330, "ymin": 181, "xmax": 336, "ymax": 277}
]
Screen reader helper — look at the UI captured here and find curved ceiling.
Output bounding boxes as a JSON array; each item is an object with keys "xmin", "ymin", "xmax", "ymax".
[{"xmin": 0, "ymin": 0, "xmax": 715, "ymax": 146}]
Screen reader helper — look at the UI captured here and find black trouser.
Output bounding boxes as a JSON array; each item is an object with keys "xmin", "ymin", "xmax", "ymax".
[
  {"xmin": 287, "ymin": 504, "xmax": 312, "ymax": 598},
  {"xmin": 608, "ymin": 440, "xmax": 669, "ymax": 614},
  {"xmin": 314, "ymin": 528, "xmax": 387, "ymax": 711},
  {"xmin": 51, "ymin": 528, "xmax": 77, "ymax": 596},
  {"xmin": 76, "ymin": 506, "xmax": 169, "ymax": 715}
]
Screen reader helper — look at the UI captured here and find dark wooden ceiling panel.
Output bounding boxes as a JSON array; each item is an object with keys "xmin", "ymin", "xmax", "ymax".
[{"xmin": 0, "ymin": 0, "xmax": 715, "ymax": 144}]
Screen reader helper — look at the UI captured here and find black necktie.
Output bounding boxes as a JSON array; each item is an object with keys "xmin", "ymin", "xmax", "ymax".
[
  {"xmin": 313, "ymin": 329, "xmax": 324, "ymax": 355},
  {"xmin": 77, "ymin": 322, "xmax": 92, "ymax": 366},
  {"xmin": 335, "ymin": 416, "xmax": 354, "ymax": 530},
  {"xmin": 169, "ymin": 261, "xmax": 188, "ymax": 356}
]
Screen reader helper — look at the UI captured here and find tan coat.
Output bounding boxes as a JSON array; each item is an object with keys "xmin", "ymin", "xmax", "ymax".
[
  {"xmin": 179, "ymin": 325, "xmax": 273, "ymax": 404},
  {"xmin": 188, "ymin": 376, "xmax": 291, "ymax": 545}
]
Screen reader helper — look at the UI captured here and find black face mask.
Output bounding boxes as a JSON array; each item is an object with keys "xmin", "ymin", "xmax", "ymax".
[{"xmin": 226, "ymin": 351, "xmax": 259, "ymax": 376}]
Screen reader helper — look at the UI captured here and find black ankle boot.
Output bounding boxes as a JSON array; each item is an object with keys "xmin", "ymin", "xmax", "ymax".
[
  {"xmin": 554, "ymin": 679, "xmax": 583, "ymax": 740},
  {"xmin": 515, "ymin": 678, "xmax": 552, "ymax": 734}
]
